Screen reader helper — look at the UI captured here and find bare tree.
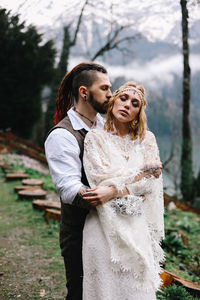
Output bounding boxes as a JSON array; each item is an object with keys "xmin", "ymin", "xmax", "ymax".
[
  {"xmin": 91, "ymin": 23, "xmax": 138, "ymax": 61},
  {"xmin": 180, "ymin": 0, "xmax": 194, "ymax": 202}
]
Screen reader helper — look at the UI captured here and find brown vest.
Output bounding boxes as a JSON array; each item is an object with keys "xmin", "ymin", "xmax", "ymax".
[{"xmin": 48, "ymin": 115, "xmax": 90, "ymax": 256}]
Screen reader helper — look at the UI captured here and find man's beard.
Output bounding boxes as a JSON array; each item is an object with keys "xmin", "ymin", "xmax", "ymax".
[{"xmin": 88, "ymin": 92, "xmax": 108, "ymax": 114}]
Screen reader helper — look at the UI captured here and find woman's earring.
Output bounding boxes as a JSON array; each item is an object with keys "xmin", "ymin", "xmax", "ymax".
[
  {"xmin": 84, "ymin": 95, "xmax": 87, "ymax": 101},
  {"xmin": 132, "ymin": 120, "xmax": 138, "ymax": 126}
]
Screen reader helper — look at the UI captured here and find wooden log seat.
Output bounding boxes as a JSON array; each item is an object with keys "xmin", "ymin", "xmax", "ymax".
[
  {"xmin": 6, "ymin": 173, "xmax": 28, "ymax": 180},
  {"xmin": 44, "ymin": 208, "xmax": 61, "ymax": 221},
  {"xmin": 21, "ymin": 178, "xmax": 43, "ymax": 187},
  {"xmin": 0, "ymin": 161, "xmax": 12, "ymax": 172},
  {"xmin": 14, "ymin": 185, "xmax": 41, "ymax": 192},
  {"xmin": 32, "ymin": 199, "xmax": 61, "ymax": 211},
  {"xmin": 18, "ymin": 189, "xmax": 46, "ymax": 200}
]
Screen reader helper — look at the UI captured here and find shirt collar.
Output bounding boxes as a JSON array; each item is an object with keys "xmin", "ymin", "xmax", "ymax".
[{"xmin": 67, "ymin": 107, "xmax": 104, "ymax": 131}]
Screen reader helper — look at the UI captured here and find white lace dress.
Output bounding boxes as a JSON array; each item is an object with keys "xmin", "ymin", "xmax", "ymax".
[{"xmin": 82, "ymin": 129, "xmax": 165, "ymax": 300}]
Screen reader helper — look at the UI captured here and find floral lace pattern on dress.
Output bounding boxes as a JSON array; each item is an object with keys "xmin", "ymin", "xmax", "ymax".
[{"xmin": 83, "ymin": 129, "xmax": 165, "ymax": 297}]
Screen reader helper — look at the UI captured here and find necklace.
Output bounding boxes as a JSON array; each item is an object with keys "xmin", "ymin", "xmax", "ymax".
[{"xmin": 74, "ymin": 107, "xmax": 96, "ymax": 126}]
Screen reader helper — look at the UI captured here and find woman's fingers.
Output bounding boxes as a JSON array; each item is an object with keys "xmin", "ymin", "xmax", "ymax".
[
  {"xmin": 85, "ymin": 188, "xmax": 96, "ymax": 192},
  {"xmin": 82, "ymin": 195, "xmax": 99, "ymax": 207},
  {"xmin": 82, "ymin": 193, "xmax": 100, "ymax": 205},
  {"xmin": 83, "ymin": 195, "xmax": 96, "ymax": 200},
  {"xmin": 83, "ymin": 186, "xmax": 117, "ymax": 206},
  {"xmin": 83, "ymin": 192, "xmax": 104, "ymax": 206}
]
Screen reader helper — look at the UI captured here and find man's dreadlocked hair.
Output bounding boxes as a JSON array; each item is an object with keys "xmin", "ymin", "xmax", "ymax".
[{"xmin": 54, "ymin": 62, "xmax": 107, "ymax": 125}]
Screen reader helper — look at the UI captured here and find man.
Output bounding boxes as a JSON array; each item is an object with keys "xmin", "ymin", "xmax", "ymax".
[{"xmin": 45, "ymin": 62, "xmax": 119, "ymax": 300}]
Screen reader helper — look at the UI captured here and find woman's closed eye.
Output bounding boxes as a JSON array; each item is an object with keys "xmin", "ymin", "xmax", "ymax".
[
  {"xmin": 120, "ymin": 96, "xmax": 127, "ymax": 101},
  {"xmin": 131, "ymin": 101, "xmax": 140, "ymax": 107}
]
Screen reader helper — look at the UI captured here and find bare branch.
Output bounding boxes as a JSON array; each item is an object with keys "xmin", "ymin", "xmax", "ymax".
[
  {"xmin": 91, "ymin": 32, "xmax": 137, "ymax": 61},
  {"xmin": 116, "ymin": 45, "xmax": 135, "ymax": 57},
  {"xmin": 71, "ymin": 0, "xmax": 89, "ymax": 46}
]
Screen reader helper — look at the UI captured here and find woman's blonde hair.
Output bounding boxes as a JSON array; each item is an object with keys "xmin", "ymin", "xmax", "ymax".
[{"xmin": 104, "ymin": 81, "xmax": 147, "ymax": 141}]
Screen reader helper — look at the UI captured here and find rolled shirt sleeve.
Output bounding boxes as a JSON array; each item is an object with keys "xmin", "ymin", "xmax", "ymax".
[{"xmin": 45, "ymin": 128, "xmax": 83, "ymax": 204}]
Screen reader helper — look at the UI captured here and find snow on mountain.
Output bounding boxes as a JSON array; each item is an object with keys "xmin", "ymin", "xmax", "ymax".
[
  {"xmin": 1, "ymin": 0, "xmax": 200, "ymax": 86},
  {"xmin": 1, "ymin": 0, "xmax": 199, "ymax": 46}
]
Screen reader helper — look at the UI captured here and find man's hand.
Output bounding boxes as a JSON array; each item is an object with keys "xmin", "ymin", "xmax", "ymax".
[
  {"xmin": 142, "ymin": 156, "xmax": 162, "ymax": 179},
  {"xmin": 78, "ymin": 186, "xmax": 87, "ymax": 197},
  {"xmin": 82, "ymin": 186, "xmax": 121, "ymax": 207}
]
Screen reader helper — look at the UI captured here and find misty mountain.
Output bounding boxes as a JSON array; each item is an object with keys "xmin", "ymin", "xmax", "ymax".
[{"xmin": 1, "ymin": 1, "xmax": 200, "ymax": 142}]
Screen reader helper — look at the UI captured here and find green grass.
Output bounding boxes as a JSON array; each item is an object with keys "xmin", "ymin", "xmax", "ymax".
[
  {"xmin": 11, "ymin": 164, "xmax": 57, "ymax": 191},
  {"xmin": 0, "ymin": 169, "xmax": 66, "ymax": 299}
]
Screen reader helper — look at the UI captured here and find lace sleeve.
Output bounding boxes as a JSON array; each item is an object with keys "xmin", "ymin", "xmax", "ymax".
[
  {"xmin": 143, "ymin": 131, "xmax": 160, "ymax": 162},
  {"xmin": 126, "ymin": 131, "xmax": 161, "ymax": 196},
  {"xmin": 142, "ymin": 131, "xmax": 165, "ymax": 241},
  {"xmin": 126, "ymin": 177, "xmax": 154, "ymax": 196}
]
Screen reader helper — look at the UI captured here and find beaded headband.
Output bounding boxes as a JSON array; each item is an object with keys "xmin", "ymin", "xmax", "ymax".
[{"xmin": 114, "ymin": 87, "xmax": 145, "ymax": 102}]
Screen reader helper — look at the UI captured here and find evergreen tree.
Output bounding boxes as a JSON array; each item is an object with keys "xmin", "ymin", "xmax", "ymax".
[
  {"xmin": 45, "ymin": 26, "xmax": 71, "ymax": 133},
  {"xmin": 0, "ymin": 8, "xmax": 56, "ymax": 138}
]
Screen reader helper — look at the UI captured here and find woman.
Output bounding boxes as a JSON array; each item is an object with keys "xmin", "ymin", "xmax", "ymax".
[{"xmin": 82, "ymin": 81, "xmax": 165, "ymax": 300}]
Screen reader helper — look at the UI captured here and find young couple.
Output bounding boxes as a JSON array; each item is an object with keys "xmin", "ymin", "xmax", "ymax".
[{"xmin": 45, "ymin": 62, "xmax": 165, "ymax": 300}]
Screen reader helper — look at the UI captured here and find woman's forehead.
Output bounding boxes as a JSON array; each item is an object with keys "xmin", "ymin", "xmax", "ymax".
[{"xmin": 119, "ymin": 90, "xmax": 141, "ymax": 101}]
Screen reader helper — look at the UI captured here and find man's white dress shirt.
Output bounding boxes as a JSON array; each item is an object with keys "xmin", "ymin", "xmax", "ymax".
[{"xmin": 45, "ymin": 108, "xmax": 104, "ymax": 204}]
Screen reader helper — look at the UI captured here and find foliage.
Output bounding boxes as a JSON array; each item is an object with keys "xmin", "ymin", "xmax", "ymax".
[
  {"xmin": 163, "ymin": 209, "xmax": 200, "ymax": 281},
  {"xmin": 0, "ymin": 8, "xmax": 56, "ymax": 138},
  {"xmin": 157, "ymin": 284, "xmax": 199, "ymax": 300},
  {"xmin": 162, "ymin": 231, "xmax": 186, "ymax": 255}
]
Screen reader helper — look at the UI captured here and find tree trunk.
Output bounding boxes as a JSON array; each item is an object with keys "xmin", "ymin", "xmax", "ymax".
[
  {"xmin": 58, "ymin": 26, "xmax": 70, "ymax": 79},
  {"xmin": 180, "ymin": 0, "xmax": 193, "ymax": 202}
]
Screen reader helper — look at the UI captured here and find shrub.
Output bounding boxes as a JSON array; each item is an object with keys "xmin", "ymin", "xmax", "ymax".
[{"xmin": 157, "ymin": 284, "xmax": 199, "ymax": 300}]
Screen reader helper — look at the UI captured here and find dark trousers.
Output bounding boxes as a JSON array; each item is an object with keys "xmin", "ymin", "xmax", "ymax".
[
  {"xmin": 63, "ymin": 231, "xmax": 83, "ymax": 300},
  {"xmin": 60, "ymin": 203, "xmax": 88, "ymax": 300}
]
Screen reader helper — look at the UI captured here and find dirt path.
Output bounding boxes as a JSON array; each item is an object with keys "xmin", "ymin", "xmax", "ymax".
[{"xmin": 0, "ymin": 173, "xmax": 66, "ymax": 299}]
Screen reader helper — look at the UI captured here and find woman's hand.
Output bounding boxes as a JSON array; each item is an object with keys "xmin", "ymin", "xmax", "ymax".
[{"xmin": 82, "ymin": 186, "xmax": 129, "ymax": 207}]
